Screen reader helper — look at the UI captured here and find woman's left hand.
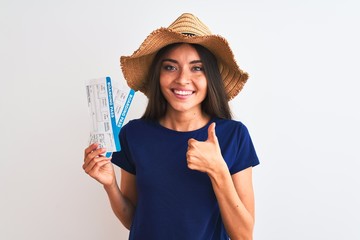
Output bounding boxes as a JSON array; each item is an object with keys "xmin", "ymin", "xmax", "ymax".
[{"xmin": 186, "ymin": 122, "xmax": 228, "ymax": 176}]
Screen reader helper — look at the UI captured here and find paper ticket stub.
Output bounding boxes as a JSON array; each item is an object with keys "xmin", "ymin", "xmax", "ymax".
[{"xmin": 85, "ymin": 76, "xmax": 135, "ymax": 157}]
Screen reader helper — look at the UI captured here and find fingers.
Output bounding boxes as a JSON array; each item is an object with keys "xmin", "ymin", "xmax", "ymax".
[
  {"xmin": 187, "ymin": 138, "xmax": 197, "ymax": 149},
  {"xmin": 186, "ymin": 152, "xmax": 204, "ymax": 172},
  {"xmin": 83, "ymin": 156, "xmax": 111, "ymax": 175},
  {"xmin": 84, "ymin": 143, "xmax": 98, "ymax": 158},
  {"xmin": 84, "ymin": 144, "xmax": 105, "ymax": 162},
  {"xmin": 207, "ymin": 122, "xmax": 218, "ymax": 144},
  {"xmin": 186, "ymin": 139, "xmax": 198, "ymax": 169},
  {"xmin": 83, "ymin": 144, "xmax": 109, "ymax": 170}
]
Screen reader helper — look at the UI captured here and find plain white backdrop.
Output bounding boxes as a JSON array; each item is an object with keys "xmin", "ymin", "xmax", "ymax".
[{"xmin": 1, "ymin": 0, "xmax": 359, "ymax": 239}]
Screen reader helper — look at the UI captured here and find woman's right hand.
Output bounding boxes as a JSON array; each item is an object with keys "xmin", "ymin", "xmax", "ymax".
[{"xmin": 83, "ymin": 143, "xmax": 115, "ymax": 187}]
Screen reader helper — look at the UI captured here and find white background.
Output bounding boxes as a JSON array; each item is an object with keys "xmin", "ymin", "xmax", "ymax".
[{"xmin": 1, "ymin": 0, "xmax": 359, "ymax": 239}]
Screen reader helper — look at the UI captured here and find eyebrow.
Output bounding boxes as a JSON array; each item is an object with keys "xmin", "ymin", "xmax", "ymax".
[{"xmin": 161, "ymin": 58, "xmax": 202, "ymax": 64}]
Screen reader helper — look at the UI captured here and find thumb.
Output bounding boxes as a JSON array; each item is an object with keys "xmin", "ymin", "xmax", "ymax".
[{"xmin": 207, "ymin": 122, "xmax": 218, "ymax": 143}]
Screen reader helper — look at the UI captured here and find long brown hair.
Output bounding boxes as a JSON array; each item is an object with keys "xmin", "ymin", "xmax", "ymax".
[{"xmin": 142, "ymin": 43, "xmax": 232, "ymax": 120}]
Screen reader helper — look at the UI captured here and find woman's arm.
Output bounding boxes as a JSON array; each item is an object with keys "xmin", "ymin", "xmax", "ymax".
[
  {"xmin": 83, "ymin": 144, "xmax": 137, "ymax": 230},
  {"xmin": 209, "ymin": 166, "xmax": 255, "ymax": 240},
  {"xmin": 186, "ymin": 123, "xmax": 255, "ymax": 240},
  {"xmin": 103, "ymin": 169, "xmax": 137, "ymax": 230}
]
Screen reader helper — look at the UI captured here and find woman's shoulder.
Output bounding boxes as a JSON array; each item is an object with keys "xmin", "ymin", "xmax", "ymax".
[
  {"xmin": 124, "ymin": 118, "xmax": 143, "ymax": 126},
  {"xmin": 121, "ymin": 118, "xmax": 157, "ymax": 133},
  {"xmin": 214, "ymin": 118, "xmax": 252, "ymax": 138},
  {"xmin": 123, "ymin": 118, "xmax": 148, "ymax": 129},
  {"xmin": 214, "ymin": 118, "xmax": 246, "ymax": 129}
]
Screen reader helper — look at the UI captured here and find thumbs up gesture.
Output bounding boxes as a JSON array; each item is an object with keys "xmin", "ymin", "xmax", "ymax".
[{"xmin": 186, "ymin": 122, "xmax": 227, "ymax": 175}]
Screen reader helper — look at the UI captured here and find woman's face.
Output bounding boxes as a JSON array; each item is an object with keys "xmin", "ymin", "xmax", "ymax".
[{"xmin": 159, "ymin": 44, "xmax": 207, "ymax": 116}]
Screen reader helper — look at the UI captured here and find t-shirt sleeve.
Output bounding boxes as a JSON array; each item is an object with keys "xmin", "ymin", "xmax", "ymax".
[
  {"xmin": 230, "ymin": 123, "xmax": 260, "ymax": 175},
  {"xmin": 111, "ymin": 124, "xmax": 136, "ymax": 175}
]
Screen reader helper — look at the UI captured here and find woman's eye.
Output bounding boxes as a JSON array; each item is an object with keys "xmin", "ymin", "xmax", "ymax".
[
  {"xmin": 163, "ymin": 65, "xmax": 177, "ymax": 71},
  {"xmin": 192, "ymin": 66, "xmax": 203, "ymax": 71}
]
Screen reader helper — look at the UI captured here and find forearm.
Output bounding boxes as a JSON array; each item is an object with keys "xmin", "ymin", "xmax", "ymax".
[
  {"xmin": 209, "ymin": 168, "xmax": 254, "ymax": 240},
  {"xmin": 104, "ymin": 182, "xmax": 136, "ymax": 230}
]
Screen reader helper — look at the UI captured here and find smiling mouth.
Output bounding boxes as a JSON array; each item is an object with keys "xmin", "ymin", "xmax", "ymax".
[{"xmin": 172, "ymin": 89, "xmax": 194, "ymax": 96}]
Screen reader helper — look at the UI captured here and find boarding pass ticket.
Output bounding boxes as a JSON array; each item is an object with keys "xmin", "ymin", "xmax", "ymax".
[{"xmin": 85, "ymin": 76, "xmax": 135, "ymax": 157}]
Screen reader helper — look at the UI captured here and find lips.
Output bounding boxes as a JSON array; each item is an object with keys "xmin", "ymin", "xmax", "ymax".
[{"xmin": 172, "ymin": 89, "xmax": 194, "ymax": 96}]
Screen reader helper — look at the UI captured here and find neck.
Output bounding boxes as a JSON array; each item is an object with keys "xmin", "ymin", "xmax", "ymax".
[{"xmin": 159, "ymin": 110, "xmax": 210, "ymax": 132}]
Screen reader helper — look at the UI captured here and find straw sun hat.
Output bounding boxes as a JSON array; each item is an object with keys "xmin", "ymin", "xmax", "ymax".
[{"xmin": 120, "ymin": 13, "xmax": 248, "ymax": 100}]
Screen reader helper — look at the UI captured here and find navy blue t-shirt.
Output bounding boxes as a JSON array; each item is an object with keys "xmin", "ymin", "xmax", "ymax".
[{"xmin": 111, "ymin": 118, "xmax": 259, "ymax": 240}]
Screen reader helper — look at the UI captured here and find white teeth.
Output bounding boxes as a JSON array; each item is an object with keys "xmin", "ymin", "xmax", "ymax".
[{"xmin": 174, "ymin": 90, "xmax": 193, "ymax": 96}]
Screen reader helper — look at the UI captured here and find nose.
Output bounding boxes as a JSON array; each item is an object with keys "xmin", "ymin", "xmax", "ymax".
[{"xmin": 175, "ymin": 68, "xmax": 191, "ymax": 85}]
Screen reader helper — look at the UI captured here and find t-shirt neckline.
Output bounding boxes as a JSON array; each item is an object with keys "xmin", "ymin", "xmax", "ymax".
[{"xmin": 153, "ymin": 118, "xmax": 215, "ymax": 135}]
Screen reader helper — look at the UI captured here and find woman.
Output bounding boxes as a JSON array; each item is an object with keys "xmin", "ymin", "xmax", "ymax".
[{"xmin": 83, "ymin": 13, "xmax": 259, "ymax": 240}]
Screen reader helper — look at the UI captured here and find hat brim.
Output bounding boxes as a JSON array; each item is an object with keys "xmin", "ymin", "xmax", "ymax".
[{"xmin": 120, "ymin": 28, "xmax": 248, "ymax": 100}]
